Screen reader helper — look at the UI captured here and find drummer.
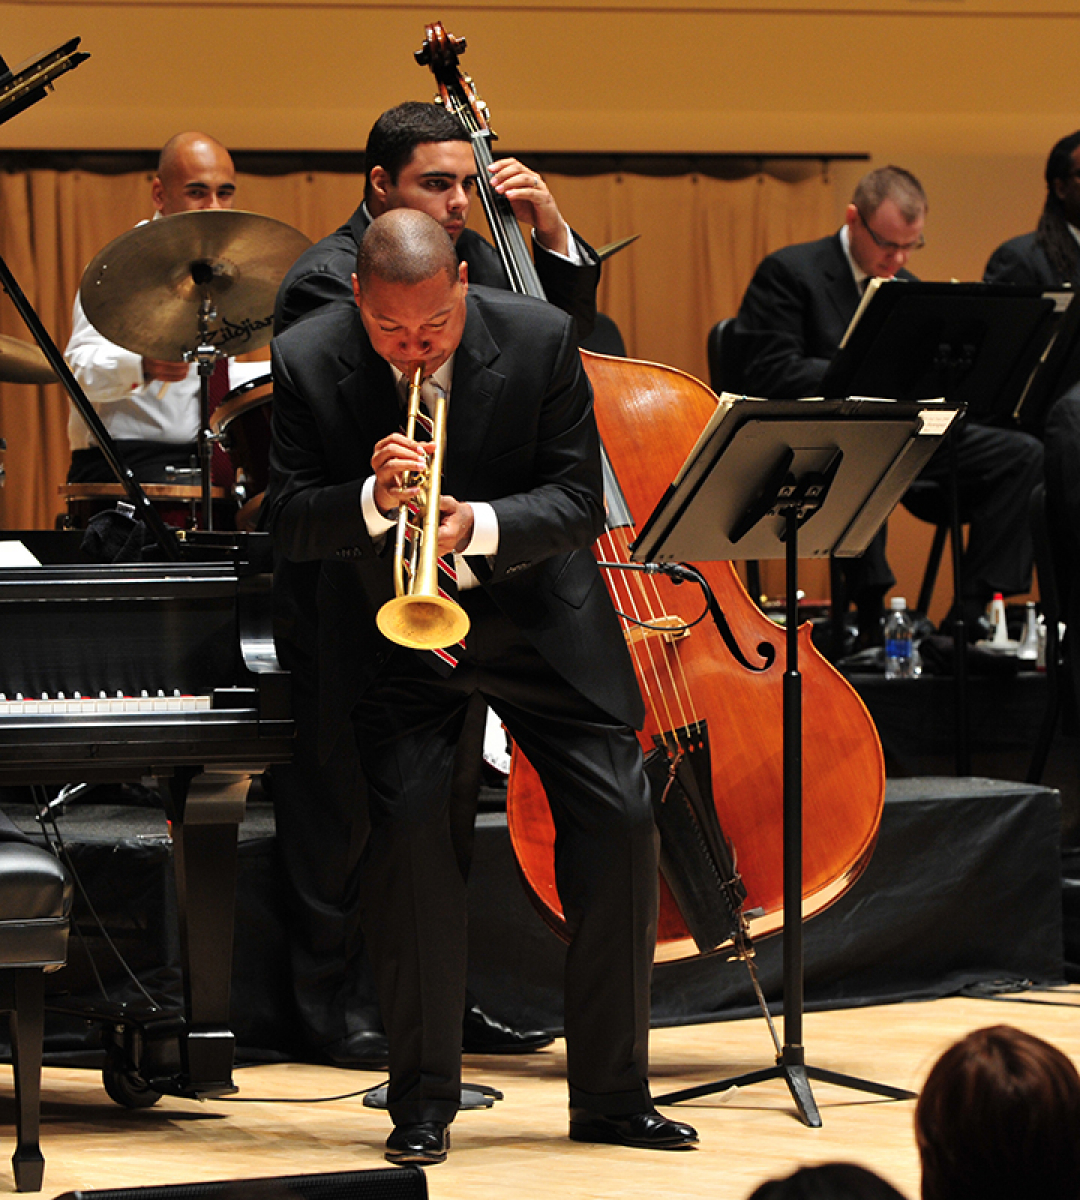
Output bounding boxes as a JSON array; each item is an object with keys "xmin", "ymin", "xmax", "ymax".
[{"xmin": 63, "ymin": 131, "xmax": 267, "ymax": 500}]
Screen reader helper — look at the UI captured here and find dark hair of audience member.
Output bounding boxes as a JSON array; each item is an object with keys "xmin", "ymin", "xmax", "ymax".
[
  {"xmin": 747, "ymin": 1162, "xmax": 907, "ymax": 1200},
  {"xmin": 915, "ymin": 1024, "xmax": 1080, "ymax": 1200}
]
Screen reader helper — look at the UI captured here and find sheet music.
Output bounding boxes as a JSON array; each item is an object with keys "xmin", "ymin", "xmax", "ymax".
[{"xmin": 838, "ymin": 276, "xmax": 887, "ymax": 350}]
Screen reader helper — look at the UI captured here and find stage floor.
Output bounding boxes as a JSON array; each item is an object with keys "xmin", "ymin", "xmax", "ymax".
[{"xmin": 10, "ymin": 990, "xmax": 1080, "ymax": 1200}]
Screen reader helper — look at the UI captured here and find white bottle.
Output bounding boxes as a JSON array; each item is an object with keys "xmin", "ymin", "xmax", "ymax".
[
  {"xmin": 1017, "ymin": 602, "xmax": 1039, "ymax": 662},
  {"xmin": 989, "ymin": 592, "xmax": 1010, "ymax": 646},
  {"xmin": 883, "ymin": 596, "xmax": 915, "ymax": 680}
]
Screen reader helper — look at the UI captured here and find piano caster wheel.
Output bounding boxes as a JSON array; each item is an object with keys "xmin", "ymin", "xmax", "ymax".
[{"xmin": 102, "ymin": 1059, "xmax": 161, "ymax": 1109}]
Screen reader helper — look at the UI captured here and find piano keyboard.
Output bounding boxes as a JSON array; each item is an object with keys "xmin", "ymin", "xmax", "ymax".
[{"xmin": 0, "ymin": 690, "xmax": 213, "ymax": 717}]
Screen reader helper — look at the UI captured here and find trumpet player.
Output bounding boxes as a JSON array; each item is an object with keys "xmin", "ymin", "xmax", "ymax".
[{"xmin": 264, "ymin": 208, "xmax": 698, "ymax": 1165}]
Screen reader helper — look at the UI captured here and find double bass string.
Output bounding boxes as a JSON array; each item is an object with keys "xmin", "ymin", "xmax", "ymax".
[{"xmin": 596, "ymin": 523, "xmax": 700, "ymax": 741}]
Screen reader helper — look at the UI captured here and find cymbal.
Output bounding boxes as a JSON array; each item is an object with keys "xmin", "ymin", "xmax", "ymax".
[
  {"xmin": 0, "ymin": 335, "xmax": 55, "ymax": 384},
  {"xmin": 79, "ymin": 209, "xmax": 312, "ymax": 362}
]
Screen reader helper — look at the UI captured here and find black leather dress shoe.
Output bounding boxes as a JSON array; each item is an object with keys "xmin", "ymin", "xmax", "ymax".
[
  {"xmin": 569, "ymin": 1108, "xmax": 699, "ymax": 1150},
  {"xmin": 318, "ymin": 1031, "xmax": 390, "ymax": 1070},
  {"xmin": 462, "ymin": 1003, "xmax": 553, "ymax": 1053},
  {"xmin": 385, "ymin": 1122, "xmax": 449, "ymax": 1165}
]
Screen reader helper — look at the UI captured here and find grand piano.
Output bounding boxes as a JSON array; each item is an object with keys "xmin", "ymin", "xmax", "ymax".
[
  {"xmin": 0, "ymin": 45, "xmax": 302, "ymax": 1098},
  {"xmin": 0, "ymin": 527, "xmax": 294, "ymax": 1105}
]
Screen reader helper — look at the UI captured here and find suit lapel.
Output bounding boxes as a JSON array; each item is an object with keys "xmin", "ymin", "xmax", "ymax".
[
  {"xmin": 444, "ymin": 295, "xmax": 503, "ymax": 495},
  {"xmin": 334, "ymin": 313, "xmax": 401, "ymax": 452},
  {"xmin": 821, "ymin": 233, "xmax": 861, "ymax": 329}
]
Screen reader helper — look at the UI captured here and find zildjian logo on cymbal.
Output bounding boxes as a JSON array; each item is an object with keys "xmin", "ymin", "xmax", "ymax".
[{"xmin": 206, "ymin": 312, "xmax": 274, "ymax": 351}]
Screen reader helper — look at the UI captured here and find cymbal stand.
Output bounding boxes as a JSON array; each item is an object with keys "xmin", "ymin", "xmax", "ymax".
[
  {"xmin": 186, "ymin": 291, "xmax": 221, "ymax": 532},
  {"xmin": 0, "ymin": 250, "xmax": 181, "ymax": 559}
]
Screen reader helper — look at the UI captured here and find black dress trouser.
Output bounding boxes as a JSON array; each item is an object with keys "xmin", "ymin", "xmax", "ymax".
[{"xmin": 351, "ymin": 588, "xmax": 659, "ymax": 1128}]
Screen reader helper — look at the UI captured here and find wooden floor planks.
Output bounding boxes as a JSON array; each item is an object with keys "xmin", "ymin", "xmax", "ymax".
[{"xmin": 4, "ymin": 989, "xmax": 1079, "ymax": 1199}]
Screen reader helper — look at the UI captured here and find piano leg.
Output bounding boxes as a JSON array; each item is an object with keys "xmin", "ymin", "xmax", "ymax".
[{"xmin": 165, "ymin": 769, "xmax": 251, "ymax": 1099}]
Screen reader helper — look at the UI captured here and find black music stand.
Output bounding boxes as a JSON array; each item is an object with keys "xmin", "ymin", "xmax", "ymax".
[
  {"xmin": 633, "ymin": 396, "xmax": 957, "ymax": 1127},
  {"xmin": 820, "ymin": 280, "xmax": 1063, "ymax": 775},
  {"xmin": 1011, "ymin": 287, "xmax": 1080, "ymax": 435}
]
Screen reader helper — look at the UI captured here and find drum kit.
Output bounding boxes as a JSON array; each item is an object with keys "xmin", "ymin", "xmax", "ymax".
[{"xmin": 12, "ymin": 208, "xmax": 311, "ymax": 531}]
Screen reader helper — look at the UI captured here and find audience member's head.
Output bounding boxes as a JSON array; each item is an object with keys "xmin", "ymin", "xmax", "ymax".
[
  {"xmin": 915, "ymin": 1024, "xmax": 1080, "ymax": 1200},
  {"xmin": 747, "ymin": 1162, "xmax": 906, "ymax": 1200}
]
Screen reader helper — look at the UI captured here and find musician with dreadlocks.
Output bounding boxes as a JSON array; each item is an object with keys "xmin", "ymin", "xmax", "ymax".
[{"xmin": 985, "ymin": 131, "xmax": 1080, "ymax": 296}]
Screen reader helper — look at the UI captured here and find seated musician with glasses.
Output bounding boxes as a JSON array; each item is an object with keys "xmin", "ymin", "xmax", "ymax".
[{"xmin": 727, "ymin": 164, "xmax": 1043, "ymax": 642}]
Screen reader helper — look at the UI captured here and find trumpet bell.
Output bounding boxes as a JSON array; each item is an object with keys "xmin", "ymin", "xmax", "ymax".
[{"xmin": 376, "ymin": 593, "xmax": 471, "ymax": 651}]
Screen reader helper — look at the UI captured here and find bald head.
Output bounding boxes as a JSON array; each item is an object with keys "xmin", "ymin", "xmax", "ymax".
[
  {"xmin": 152, "ymin": 132, "xmax": 236, "ymax": 216},
  {"xmin": 354, "ymin": 208, "xmax": 459, "ymax": 294},
  {"xmin": 352, "ymin": 210, "xmax": 469, "ymax": 378}
]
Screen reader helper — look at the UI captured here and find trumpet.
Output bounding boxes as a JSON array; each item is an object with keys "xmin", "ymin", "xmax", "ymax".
[{"xmin": 376, "ymin": 363, "xmax": 471, "ymax": 651}]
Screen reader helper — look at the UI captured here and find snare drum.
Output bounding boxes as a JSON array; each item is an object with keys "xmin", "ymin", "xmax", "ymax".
[
  {"xmin": 58, "ymin": 482, "xmax": 229, "ymax": 531},
  {"xmin": 210, "ymin": 373, "xmax": 272, "ymax": 531}
]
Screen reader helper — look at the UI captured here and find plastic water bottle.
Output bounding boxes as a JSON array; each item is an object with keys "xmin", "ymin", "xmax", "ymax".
[
  {"xmin": 1017, "ymin": 602, "xmax": 1039, "ymax": 663},
  {"xmin": 883, "ymin": 596, "xmax": 915, "ymax": 679}
]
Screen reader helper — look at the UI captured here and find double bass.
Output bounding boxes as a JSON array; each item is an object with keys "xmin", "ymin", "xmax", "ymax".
[{"xmin": 417, "ymin": 23, "xmax": 885, "ymax": 963}]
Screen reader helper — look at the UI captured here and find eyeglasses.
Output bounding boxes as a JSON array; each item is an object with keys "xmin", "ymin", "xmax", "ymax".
[{"xmin": 856, "ymin": 207, "xmax": 925, "ymax": 254}]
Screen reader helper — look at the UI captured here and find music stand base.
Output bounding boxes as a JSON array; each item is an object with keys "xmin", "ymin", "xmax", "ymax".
[{"xmin": 656, "ymin": 1047, "xmax": 915, "ymax": 1129}]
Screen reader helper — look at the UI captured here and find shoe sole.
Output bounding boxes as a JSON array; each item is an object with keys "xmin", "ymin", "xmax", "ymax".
[
  {"xmin": 569, "ymin": 1126, "xmax": 698, "ymax": 1150},
  {"xmin": 384, "ymin": 1149, "xmax": 448, "ymax": 1165}
]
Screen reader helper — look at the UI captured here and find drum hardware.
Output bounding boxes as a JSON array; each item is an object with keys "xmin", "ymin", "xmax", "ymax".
[
  {"xmin": 163, "ymin": 465, "xmax": 201, "ymax": 483},
  {"xmin": 58, "ymin": 481, "xmax": 229, "ymax": 532},
  {"xmin": 78, "ymin": 210, "xmax": 310, "ymax": 530}
]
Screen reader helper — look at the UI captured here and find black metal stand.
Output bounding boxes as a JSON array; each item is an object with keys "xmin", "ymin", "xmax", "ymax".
[
  {"xmin": 0, "ymin": 251, "xmax": 181, "ymax": 560},
  {"xmin": 187, "ymin": 283, "xmax": 224, "ymax": 533},
  {"xmin": 944, "ymin": 420, "xmax": 970, "ymax": 774},
  {"xmin": 656, "ymin": 490, "xmax": 915, "ymax": 1126}
]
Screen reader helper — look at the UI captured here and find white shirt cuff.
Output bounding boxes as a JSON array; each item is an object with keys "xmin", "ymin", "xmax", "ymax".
[
  {"xmin": 362, "ymin": 474, "xmax": 397, "ymax": 538},
  {"xmin": 534, "ymin": 221, "xmax": 587, "ymax": 266},
  {"xmin": 461, "ymin": 501, "xmax": 498, "ymax": 555}
]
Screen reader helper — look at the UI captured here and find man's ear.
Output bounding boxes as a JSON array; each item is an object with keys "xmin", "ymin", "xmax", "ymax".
[
  {"xmin": 458, "ymin": 260, "xmax": 468, "ymax": 293},
  {"xmin": 369, "ymin": 166, "xmax": 390, "ymax": 206},
  {"xmin": 150, "ymin": 176, "xmax": 166, "ymax": 214},
  {"xmin": 351, "ymin": 272, "xmax": 362, "ymax": 308}
]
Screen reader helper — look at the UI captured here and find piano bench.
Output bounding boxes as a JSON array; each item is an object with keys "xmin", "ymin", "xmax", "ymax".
[{"xmin": 0, "ymin": 811, "xmax": 71, "ymax": 1193}]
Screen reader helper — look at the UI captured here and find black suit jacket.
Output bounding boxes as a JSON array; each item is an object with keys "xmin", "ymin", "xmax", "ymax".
[
  {"xmin": 731, "ymin": 232, "xmax": 916, "ymax": 399},
  {"xmin": 263, "ymin": 287, "xmax": 643, "ymax": 732},
  {"xmin": 984, "ymin": 231, "xmax": 1080, "ymax": 291},
  {"xmin": 274, "ymin": 203, "xmax": 600, "ymax": 340}
]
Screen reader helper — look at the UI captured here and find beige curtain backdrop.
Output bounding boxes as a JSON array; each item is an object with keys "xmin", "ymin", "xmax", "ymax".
[{"xmin": 0, "ymin": 164, "xmax": 835, "ymax": 605}]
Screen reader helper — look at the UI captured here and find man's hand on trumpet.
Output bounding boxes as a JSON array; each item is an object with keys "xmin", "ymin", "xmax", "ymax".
[
  {"xmin": 371, "ymin": 431, "xmax": 474, "ymax": 552},
  {"xmin": 371, "ymin": 431, "xmax": 429, "ymax": 516}
]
